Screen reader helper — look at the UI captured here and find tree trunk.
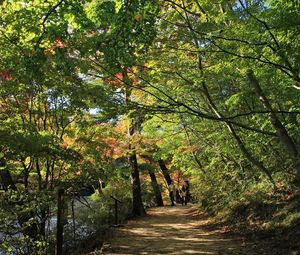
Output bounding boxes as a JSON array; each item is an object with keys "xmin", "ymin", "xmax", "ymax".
[
  {"xmin": 158, "ymin": 160, "xmax": 173, "ymax": 185},
  {"xmin": 202, "ymin": 83, "xmax": 277, "ymax": 188},
  {"xmin": 125, "ymin": 79, "xmax": 145, "ymax": 216},
  {"xmin": 36, "ymin": 159, "xmax": 43, "ymax": 191},
  {"xmin": 128, "ymin": 151, "xmax": 146, "ymax": 216},
  {"xmin": 158, "ymin": 160, "xmax": 175, "ymax": 205},
  {"xmin": 247, "ymin": 70, "xmax": 300, "ymax": 183},
  {"xmin": 247, "ymin": 70, "xmax": 298, "ymax": 157},
  {"xmin": 0, "ymin": 169, "xmax": 16, "ymax": 191},
  {"xmin": 148, "ymin": 170, "xmax": 164, "ymax": 206}
]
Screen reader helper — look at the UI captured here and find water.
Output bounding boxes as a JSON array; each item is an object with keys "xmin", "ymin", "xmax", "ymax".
[{"xmin": 0, "ymin": 196, "xmax": 100, "ymax": 255}]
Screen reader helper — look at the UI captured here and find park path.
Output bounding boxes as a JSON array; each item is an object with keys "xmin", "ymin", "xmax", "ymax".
[{"xmin": 100, "ymin": 205, "xmax": 256, "ymax": 255}]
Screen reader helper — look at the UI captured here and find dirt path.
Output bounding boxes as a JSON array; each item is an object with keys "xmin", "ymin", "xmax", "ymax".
[{"xmin": 100, "ymin": 205, "xmax": 256, "ymax": 255}]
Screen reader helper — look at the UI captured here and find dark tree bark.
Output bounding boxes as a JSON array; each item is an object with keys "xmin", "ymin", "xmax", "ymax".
[
  {"xmin": 36, "ymin": 159, "xmax": 43, "ymax": 191},
  {"xmin": 140, "ymin": 154, "xmax": 165, "ymax": 206},
  {"xmin": 128, "ymin": 151, "xmax": 146, "ymax": 216},
  {"xmin": 125, "ymin": 77, "xmax": 145, "ymax": 216},
  {"xmin": 0, "ymin": 169, "xmax": 16, "ymax": 191},
  {"xmin": 158, "ymin": 160, "xmax": 175, "ymax": 205},
  {"xmin": 158, "ymin": 160, "xmax": 173, "ymax": 186},
  {"xmin": 148, "ymin": 170, "xmax": 164, "ymax": 206}
]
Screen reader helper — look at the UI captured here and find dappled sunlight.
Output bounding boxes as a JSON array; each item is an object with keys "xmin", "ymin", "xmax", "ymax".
[
  {"xmin": 184, "ymin": 251, "xmax": 216, "ymax": 254},
  {"xmin": 102, "ymin": 206, "xmax": 248, "ymax": 255}
]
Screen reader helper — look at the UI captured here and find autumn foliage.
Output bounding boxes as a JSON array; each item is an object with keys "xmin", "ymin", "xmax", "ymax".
[{"xmin": 0, "ymin": 70, "xmax": 13, "ymax": 81}]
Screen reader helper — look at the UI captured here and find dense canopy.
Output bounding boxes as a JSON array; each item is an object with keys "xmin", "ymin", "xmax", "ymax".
[{"xmin": 1, "ymin": 0, "xmax": 300, "ymax": 254}]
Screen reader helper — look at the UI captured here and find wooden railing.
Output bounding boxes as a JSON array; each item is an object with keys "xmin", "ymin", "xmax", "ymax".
[{"xmin": 110, "ymin": 195, "xmax": 122, "ymax": 226}]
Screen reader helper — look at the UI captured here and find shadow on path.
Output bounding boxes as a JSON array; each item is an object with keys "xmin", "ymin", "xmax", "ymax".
[{"xmin": 100, "ymin": 205, "xmax": 256, "ymax": 255}]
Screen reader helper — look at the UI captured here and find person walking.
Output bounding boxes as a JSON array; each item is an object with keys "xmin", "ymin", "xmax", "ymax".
[
  {"xmin": 168, "ymin": 181, "xmax": 175, "ymax": 206},
  {"xmin": 180, "ymin": 183, "xmax": 188, "ymax": 206}
]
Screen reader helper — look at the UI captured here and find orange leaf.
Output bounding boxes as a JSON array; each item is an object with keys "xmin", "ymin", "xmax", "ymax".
[
  {"xmin": 54, "ymin": 38, "xmax": 65, "ymax": 49},
  {"xmin": 0, "ymin": 71, "xmax": 13, "ymax": 81}
]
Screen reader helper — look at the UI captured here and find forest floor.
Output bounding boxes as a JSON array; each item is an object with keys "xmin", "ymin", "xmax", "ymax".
[{"xmin": 89, "ymin": 204, "xmax": 299, "ymax": 255}]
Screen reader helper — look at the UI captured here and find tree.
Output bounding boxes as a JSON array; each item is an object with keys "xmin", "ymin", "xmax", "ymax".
[
  {"xmin": 132, "ymin": 0, "xmax": 300, "ymax": 189},
  {"xmin": 80, "ymin": 0, "xmax": 159, "ymax": 216}
]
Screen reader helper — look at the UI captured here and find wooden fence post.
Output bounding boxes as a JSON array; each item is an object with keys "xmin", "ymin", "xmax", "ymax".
[
  {"xmin": 115, "ymin": 199, "xmax": 118, "ymax": 225},
  {"xmin": 110, "ymin": 196, "xmax": 122, "ymax": 226},
  {"xmin": 56, "ymin": 188, "xmax": 65, "ymax": 255}
]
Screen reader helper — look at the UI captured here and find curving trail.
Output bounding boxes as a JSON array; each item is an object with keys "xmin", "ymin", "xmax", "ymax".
[{"xmin": 100, "ymin": 205, "xmax": 259, "ymax": 255}]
